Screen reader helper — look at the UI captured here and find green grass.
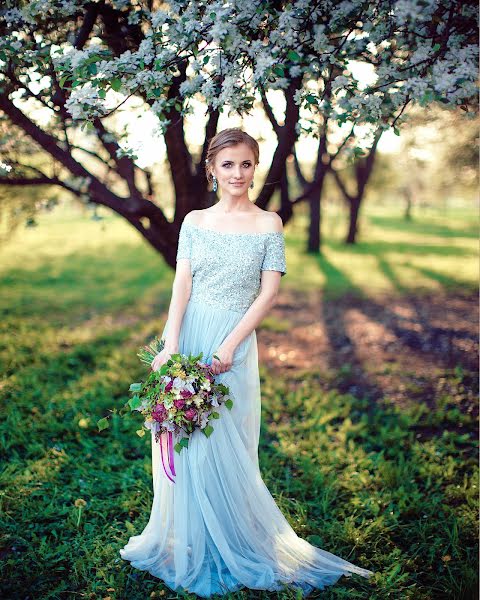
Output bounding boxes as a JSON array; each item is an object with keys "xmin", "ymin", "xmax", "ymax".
[
  {"xmin": 284, "ymin": 201, "xmax": 478, "ymax": 297},
  {"xmin": 0, "ymin": 200, "xmax": 478, "ymax": 599}
]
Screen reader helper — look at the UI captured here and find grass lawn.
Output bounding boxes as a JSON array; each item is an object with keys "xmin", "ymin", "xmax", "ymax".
[{"xmin": 0, "ymin": 200, "xmax": 478, "ymax": 599}]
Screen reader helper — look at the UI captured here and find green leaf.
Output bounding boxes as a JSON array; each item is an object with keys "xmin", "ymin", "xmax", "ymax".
[
  {"xmin": 97, "ymin": 417, "xmax": 109, "ymax": 431},
  {"xmin": 353, "ymin": 147, "xmax": 366, "ymax": 156},
  {"xmin": 211, "ymin": 411, "xmax": 220, "ymax": 419},
  {"xmin": 273, "ymin": 65, "xmax": 285, "ymax": 77},
  {"xmin": 225, "ymin": 399, "xmax": 233, "ymax": 410},
  {"xmin": 98, "ymin": 89, "xmax": 106, "ymax": 99},
  {"xmin": 174, "ymin": 438, "xmax": 189, "ymax": 453},
  {"xmin": 287, "ymin": 50, "xmax": 301, "ymax": 62},
  {"xmin": 432, "ymin": 43, "xmax": 441, "ymax": 52},
  {"xmin": 87, "ymin": 63, "xmax": 97, "ymax": 75},
  {"xmin": 129, "ymin": 382, "xmax": 142, "ymax": 392},
  {"xmin": 203, "ymin": 424, "xmax": 214, "ymax": 437},
  {"xmin": 128, "ymin": 394, "xmax": 142, "ymax": 410},
  {"xmin": 136, "ymin": 428, "xmax": 145, "ymax": 437},
  {"xmin": 305, "ymin": 94, "xmax": 317, "ymax": 104},
  {"xmin": 59, "ymin": 74, "xmax": 71, "ymax": 89},
  {"xmin": 111, "ymin": 78, "xmax": 122, "ymax": 92},
  {"xmin": 393, "ymin": 127, "xmax": 400, "ymax": 136},
  {"xmin": 159, "ymin": 363, "xmax": 169, "ymax": 375}
]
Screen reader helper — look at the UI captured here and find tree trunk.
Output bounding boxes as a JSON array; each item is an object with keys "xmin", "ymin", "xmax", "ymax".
[
  {"xmin": 308, "ymin": 189, "xmax": 321, "ymax": 252},
  {"xmin": 345, "ymin": 196, "xmax": 361, "ymax": 244}
]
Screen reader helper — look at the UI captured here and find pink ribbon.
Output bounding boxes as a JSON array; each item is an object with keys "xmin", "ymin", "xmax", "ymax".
[{"xmin": 159, "ymin": 431, "xmax": 176, "ymax": 484}]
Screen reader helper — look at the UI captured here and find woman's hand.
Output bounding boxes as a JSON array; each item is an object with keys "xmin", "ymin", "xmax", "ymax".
[
  {"xmin": 211, "ymin": 343, "xmax": 235, "ymax": 375},
  {"xmin": 151, "ymin": 343, "xmax": 179, "ymax": 372}
]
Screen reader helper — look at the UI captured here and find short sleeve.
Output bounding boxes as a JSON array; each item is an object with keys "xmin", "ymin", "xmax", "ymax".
[
  {"xmin": 261, "ymin": 233, "xmax": 287, "ymax": 277},
  {"xmin": 176, "ymin": 221, "xmax": 191, "ymax": 261}
]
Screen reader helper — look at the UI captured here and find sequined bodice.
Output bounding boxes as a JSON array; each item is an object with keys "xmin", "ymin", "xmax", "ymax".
[{"xmin": 176, "ymin": 221, "xmax": 287, "ymax": 313}]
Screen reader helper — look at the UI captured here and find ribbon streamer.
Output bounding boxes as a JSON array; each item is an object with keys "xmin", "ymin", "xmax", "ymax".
[{"xmin": 159, "ymin": 431, "xmax": 176, "ymax": 484}]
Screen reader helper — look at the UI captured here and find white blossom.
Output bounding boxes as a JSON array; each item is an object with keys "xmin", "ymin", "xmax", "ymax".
[{"xmin": 0, "ymin": 0, "xmax": 472, "ymax": 135}]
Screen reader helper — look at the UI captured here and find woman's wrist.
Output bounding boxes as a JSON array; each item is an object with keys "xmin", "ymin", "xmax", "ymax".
[{"xmin": 163, "ymin": 339, "xmax": 179, "ymax": 352}]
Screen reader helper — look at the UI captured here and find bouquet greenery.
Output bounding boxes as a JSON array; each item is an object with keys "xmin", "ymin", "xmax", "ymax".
[{"xmin": 97, "ymin": 336, "xmax": 233, "ymax": 484}]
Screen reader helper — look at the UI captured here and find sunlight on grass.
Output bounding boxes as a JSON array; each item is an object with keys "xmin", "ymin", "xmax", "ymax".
[
  {"xmin": 283, "ymin": 202, "xmax": 477, "ymax": 297},
  {"xmin": 1, "ymin": 199, "xmax": 477, "ymax": 307}
]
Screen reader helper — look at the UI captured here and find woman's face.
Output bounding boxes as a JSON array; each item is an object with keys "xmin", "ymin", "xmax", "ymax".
[{"xmin": 211, "ymin": 143, "xmax": 256, "ymax": 195}]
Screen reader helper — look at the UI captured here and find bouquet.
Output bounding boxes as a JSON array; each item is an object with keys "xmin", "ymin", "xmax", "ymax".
[{"xmin": 117, "ymin": 336, "xmax": 233, "ymax": 484}]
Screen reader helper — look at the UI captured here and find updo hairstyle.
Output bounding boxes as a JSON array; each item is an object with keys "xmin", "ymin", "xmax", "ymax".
[{"xmin": 205, "ymin": 128, "xmax": 260, "ymax": 184}]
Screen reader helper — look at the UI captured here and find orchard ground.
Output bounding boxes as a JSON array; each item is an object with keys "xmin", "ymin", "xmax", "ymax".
[{"xmin": 0, "ymin": 199, "xmax": 477, "ymax": 599}]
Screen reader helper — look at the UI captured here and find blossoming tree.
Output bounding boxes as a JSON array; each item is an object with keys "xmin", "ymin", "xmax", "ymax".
[{"xmin": 0, "ymin": 0, "xmax": 477, "ymax": 262}]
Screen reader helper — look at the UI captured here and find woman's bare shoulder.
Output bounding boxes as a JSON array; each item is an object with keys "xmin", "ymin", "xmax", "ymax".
[
  {"xmin": 256, "ymin": 209, "xmax": 283, "ymax": 233},
  {"xmin": 183, "ymin": 209, "xmax": 206, "ymax": 226}
]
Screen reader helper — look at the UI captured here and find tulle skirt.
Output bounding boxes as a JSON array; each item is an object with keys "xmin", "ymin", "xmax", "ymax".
[{"xmin": 119, "ymin": 299, "xmax": 374, "ymax": 597}]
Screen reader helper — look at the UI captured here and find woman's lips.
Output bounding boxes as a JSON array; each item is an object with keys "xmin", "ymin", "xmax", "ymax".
[{"xmin": 230, "ymin": 182, "xmax": 244, "ymax": 186}]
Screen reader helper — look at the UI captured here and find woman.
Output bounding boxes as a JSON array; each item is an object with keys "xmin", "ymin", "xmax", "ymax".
[{"xmin": 119, "ymin": 128, "xmax": 374, "ymax": 596}]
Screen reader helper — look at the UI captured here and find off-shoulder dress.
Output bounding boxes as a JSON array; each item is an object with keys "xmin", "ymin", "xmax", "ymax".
[{"xmin": 119, "ymin": 219, "xmax": 374, "ymax": 597}]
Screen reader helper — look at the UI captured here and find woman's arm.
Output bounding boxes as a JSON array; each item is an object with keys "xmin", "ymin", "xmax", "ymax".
[
  {"xmin": 152, "ymin": 260, "xmax": 192, "ymax": 370},
  {"xmin": 164, "ymin": 260, "xmax": 192, "ymax": 349},
  {"xmin": 210, "ymin": 270, "xmax": 281, "ymax": 374}
]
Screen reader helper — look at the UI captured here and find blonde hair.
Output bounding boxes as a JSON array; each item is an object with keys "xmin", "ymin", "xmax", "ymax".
[{"xmin": 205, "ymin": 128, "xmax": 259, "ymax": 183}]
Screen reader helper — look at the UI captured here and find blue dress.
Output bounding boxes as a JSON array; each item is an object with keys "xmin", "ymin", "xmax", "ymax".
[{"xmin": 119, "ymin": 219, "xmax": 374, "ymax": 597}]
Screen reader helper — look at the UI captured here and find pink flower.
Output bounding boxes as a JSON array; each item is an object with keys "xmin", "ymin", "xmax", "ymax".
[
  {"xmin": 174, "ymin": 398, "xmax": 186, "ymax": 409},
  {"xmin": 184, "ymin": 408, "xmax": 197, "ymax": 421},
  {"xmin": 152, "ymin": 403, "xmax": 167, "ymax": 422},
  {"xmin": 180, "ymin": 389, "xmax": 193, "ymax": 398},
  {"xmin": 164, "ymin": 380, "xmax": 173, "ymax": 392}
]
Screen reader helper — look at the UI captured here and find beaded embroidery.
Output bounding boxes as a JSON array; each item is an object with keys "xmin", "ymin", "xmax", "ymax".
[{"xmin": 176, "ymin": 221, "xmax": 287, "ymax": 313}]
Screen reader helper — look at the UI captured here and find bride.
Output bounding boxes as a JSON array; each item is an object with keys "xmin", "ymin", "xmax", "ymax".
[{"xmin": 119, "ymin": 127, "xmax": 374, "ymax": 597}]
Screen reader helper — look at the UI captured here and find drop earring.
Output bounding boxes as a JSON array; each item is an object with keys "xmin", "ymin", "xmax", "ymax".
[
  {"xmin": 250, "ymin": 180, "xmax": 254, "ymax": 189},
  {"xmin": 212, "ymin": 175, "xmax": 217, "ymax": 192}
]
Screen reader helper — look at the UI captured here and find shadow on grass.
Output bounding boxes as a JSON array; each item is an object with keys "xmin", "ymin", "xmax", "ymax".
[
  {"xmin": 368, "ymin": 215, "xmax": 478, "ymax": 240},
  {"xmin": 314, "ymin": 253, "xmax": 477, "ymax": 385},
  {"xmin": 327, "ymin": 238, "xmax": 472, "ymax": 257},
  {"xmin": 315, "ymin": 254, "xmax": 384, "ymax": 404}
]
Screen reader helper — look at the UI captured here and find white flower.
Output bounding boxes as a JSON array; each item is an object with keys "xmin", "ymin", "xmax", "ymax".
[
  {"xmin": 293, "ymin": 89, "xmax": 303, "ymax": 106},
  {"xmin": 200, "ymin": 412, "xmax": 209, "ymax": 429},
  {"xmin": 332, "ymin": 75, "xmax": 350, "ymax": 91},
  {"xmin": 138, "ymin": 38, "xmax": 154, "ymax": 65},
  {"xmin": 151, "ymin": 9, "xmax": 169, "ymax": 29},
  {"xmin": 289, "ymin": 65, "xmax": 302, "ymax": 77},
  {"xmin": 162, "ymin": 420, "xmax": 175, "ymax": 432},
  {"xmin": 172, "ymin": 376, "xmax": 187, "ymax": 390},
  {"xmin": 65, "ymin": 83, "xmax": 104, "ymax": 120},
  {"xmin": 4, "ymin": 8, "xmax": 23, "ymax": 26}
]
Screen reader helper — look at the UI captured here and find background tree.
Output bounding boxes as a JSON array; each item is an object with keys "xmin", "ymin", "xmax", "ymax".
[{"xmin": 0, "ymin": 0, "xmax": 477, "ymax": 264}]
